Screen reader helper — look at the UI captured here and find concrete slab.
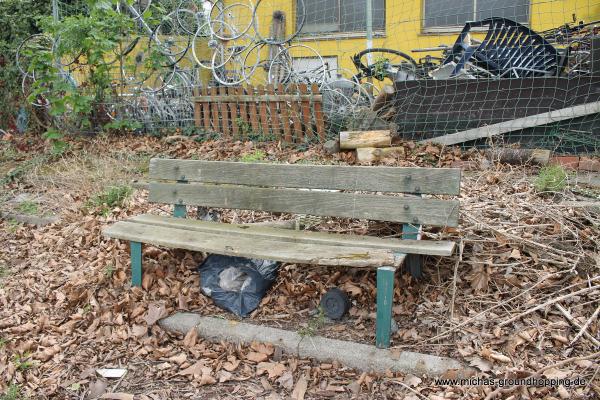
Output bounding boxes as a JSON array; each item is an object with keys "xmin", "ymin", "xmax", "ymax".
[{"xmin": 159, "ymin": 313, "xmax": 471, "ymax": 377}]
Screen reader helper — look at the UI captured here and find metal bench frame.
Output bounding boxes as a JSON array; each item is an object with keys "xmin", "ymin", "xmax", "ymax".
[
  {"xmin": 103, "ymin": 159, "xmax": 461, "ymax": 348},
  {"xmin": 443, "ymin": 17, "xmax": 567, "ymax": 78}
]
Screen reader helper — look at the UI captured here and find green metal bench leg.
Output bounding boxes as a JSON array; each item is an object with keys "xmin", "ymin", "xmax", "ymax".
[
  {"xmin": 376, "ymin": 266, "xmax": 396, "ymax": 348},
  {"xmin": 403, "ymin": 223, "xmax": 423, "ymax": 279},
  {"xmin": 131, "ymin": 241, "xmax": 143, "ymax": 287},
  {"xmin": 173, "ymin": 204, "xmax": 186, "ymax": 218}
]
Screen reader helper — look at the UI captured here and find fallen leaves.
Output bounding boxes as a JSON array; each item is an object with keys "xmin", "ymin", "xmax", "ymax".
[
  {"xmin": 291, "ymin": 374, "xmax": 308, "ymax": 400},
  {"xmin": 1, "ymin": 134, "xmax": 599, "ymax": 399},
  {"xmin": 143, "ymin": 303, "xmax": 167, "ymax": 326}
]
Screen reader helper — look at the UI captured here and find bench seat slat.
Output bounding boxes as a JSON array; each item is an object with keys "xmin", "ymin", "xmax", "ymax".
[
  {"xmin": 149, "ymin": 159, "xmax": 461, "ymax": 195},
  {"xmin": 149, "ymin": 183, "xmax": 460, "ymax": 227},
  {"xmin": 129, "ymin": 214, "xmax": 457, "ymax": 256},
  {"xmin": 103, "ymin": 221, "xmax": 407, "ymax": 268}
]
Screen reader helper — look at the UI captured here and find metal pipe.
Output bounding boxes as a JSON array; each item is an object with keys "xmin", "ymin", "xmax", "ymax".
[{"xmin": 366, "ymin": 0, "xmax": 373, "ymax": 64}]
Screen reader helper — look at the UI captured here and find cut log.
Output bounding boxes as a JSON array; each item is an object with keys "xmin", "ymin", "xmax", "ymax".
[
  {"xmin": 340, "ymin": 130, "xmax": 391, "ymax": 150},
  {"xmin": 356, "ymin": 147, "xmax": 406, "ymax": 163},
  {"xmin": 372, "ymin": 85, "xmax": 395, "ymax": 112},
  {"xmin": 484, "ymin": 148, "xmax": 551, "ymax": 165}
]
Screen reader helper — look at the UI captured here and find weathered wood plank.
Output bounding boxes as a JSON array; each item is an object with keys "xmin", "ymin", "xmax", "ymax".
[
  {"xmin": 257, "ymin": 85, "xmax": 270, "ymax": 136},
  {"xmin": 228, "ymin": 87, "xmax": 239, "ymax": 139},
  {"xmin": 103, "ymin": 221, "xmax": 403, "ymax": 268},
  {"xmin": 148, "ymin": 183, "xmax": 460, "ymax": 227},
  {"xmin": 192, "ymin": 94, "xmax": 322, "ymax": 102},
  {"xmin": 311, "ymin": 83, "xmax": 326, "ymax": 141},
  {"xmin": 267, "ymin": 84, "xmax": 281, "ymax": 140},
  {"xmin": 422, "ymin": 100, "xmax": 600, "ymax": 146},
  {"xmin": 130, "ymin": 214, "xmax": 456, "ymax": 256},
  {"xmin": 219, "ymin": 86, "xmax": 230, "ymax": 136},
  {"xmin": 247, "ymin": 85, "xmax": 261, "ymax": 134},
  {"xmin": 202, "ymin": 88, "xmax": 211, "ymax": 131},
  {"xmin": 288, "ymin": 84, "xmax": 304, "ymax": 142},
  {"xmin": 298, "ymin": 83, "xmax": 313, "ymax": 140},
  {"xmin": 149, "ymin": 159, "xmax": 461, "ymax": 195},
  {"xmin": 356, "ymin": 147, "xmax": 406, "ymax": 163},
  {"xmin": 279, "ymin": 83, "xmax": 293, "ymax": 143},
  {"xmin": 193, "ymin": 87, "xmax": 202, "ymax": 128},
  {"xmin": 210, "ymin": 87, "xmax": 220, "ymax": 132},
  {"xmin": 237, "ymin": 86, "xmax": 248, "ymax": 139}
]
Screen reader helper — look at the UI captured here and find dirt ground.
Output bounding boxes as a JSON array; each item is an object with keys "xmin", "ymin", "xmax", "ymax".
[{"xmin": 0, "ymin": 133, "xmax": 599, "ymax": 400}]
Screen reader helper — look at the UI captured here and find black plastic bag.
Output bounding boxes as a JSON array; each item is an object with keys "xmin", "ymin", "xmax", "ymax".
[{"xmin": 198, "ymin": 255, "xmax": 280, "ymax": 317}]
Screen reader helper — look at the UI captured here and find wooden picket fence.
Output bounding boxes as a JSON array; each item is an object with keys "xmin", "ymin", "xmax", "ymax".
[{"xmin": 192, "ymin": 83, "xmax": 326, "ymax": 143}]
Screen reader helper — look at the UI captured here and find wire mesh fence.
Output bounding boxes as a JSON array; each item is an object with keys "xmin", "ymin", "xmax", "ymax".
[{"xmin": 17, "ymin": 0, "xmax": 600, "ymax": 153}]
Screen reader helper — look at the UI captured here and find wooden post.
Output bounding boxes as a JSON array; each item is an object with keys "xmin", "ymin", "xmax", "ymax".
[
  {"xmin": 372, "ymin": 85, "xmax": 395, "ymax": 112},
  {"xmin": 376, "ymin": 266, "xmax": 396, "ymax": 348},
  {"xmin": 131, "ymin": 241, "xmax": 143, "ymax": 287}
]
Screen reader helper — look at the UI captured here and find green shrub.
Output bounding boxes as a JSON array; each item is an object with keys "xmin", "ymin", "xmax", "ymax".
[
  {"xmin": 535, "ymin": 165, "xmax": 568, "ymax": 192},
  {"xmin": 16, "ymin": 201, "xmax": 38, "ymax": 215},
  {"xmin": 240, "ymin": 150, "xmax": 267, "ymax": 163},
  {"xmin": 1, "ymin": 384, "xmax": 25, "ymax": 400},
  {"xmin": 89, "ymin": 185, "xmax": 132, "ymax": 215}
]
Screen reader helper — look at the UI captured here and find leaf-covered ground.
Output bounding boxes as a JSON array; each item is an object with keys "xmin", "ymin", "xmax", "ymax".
[{"xmin": 1, "ymin": 134, "xmax": 598, "ymax": 399}]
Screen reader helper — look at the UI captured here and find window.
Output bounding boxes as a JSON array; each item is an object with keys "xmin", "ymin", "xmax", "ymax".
[
  {"xmin": 299, "ymin": 0, "xmax": 385, "ymax": 34},
  {"xmin": 424, "ymin": 0, "xmax": 529, "ymax": 28}
]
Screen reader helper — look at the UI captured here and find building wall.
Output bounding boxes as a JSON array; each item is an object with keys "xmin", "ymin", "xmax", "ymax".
[{"xmin": 233, "ymin": 0, "xmax": 600, "ymax": 82}]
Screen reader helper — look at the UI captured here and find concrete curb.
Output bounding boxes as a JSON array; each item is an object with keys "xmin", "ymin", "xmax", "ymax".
[
  {"xmin": 0, "ymin": 211, "xmax": 59, "ymax": 227},
  {"xmin": 159, "ymin": 313, "xmax": 471, "ymax": 377}
]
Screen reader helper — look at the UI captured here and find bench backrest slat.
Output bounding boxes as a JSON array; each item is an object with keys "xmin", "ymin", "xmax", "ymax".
[
  {"xmin": 149, "ymin": 182, "xmax": 460, "ymax": 227},
  {"xmin": 149, "ymin": 159, "xmax": 461, "ymax": 195}
]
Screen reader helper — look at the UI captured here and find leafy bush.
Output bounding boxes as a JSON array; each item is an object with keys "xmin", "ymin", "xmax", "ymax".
[
  {"xmin": 535, "ymin": 165, "xmax": 568, "ymax": 192},
  {"xmin": 27, "ymin": 0, "xmax": 170, "ymax": 140},
  {"xmin": 0, "ymin": 0, "xmax": 51, "ymax": 132}
]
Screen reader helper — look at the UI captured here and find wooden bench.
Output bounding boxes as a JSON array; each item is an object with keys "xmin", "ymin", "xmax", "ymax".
[{"xmin": 103, "ymin": 159, "xmax": 461, "ymax": 348}]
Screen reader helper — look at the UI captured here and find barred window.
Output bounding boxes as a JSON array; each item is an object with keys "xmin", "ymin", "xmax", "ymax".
[
  {"xmin": 424, "ymin": 0, "xmax": 529, "ymax": 28},
  {"xmin": 299, "ymin": 0, "xmax": 386, "ymax": 34}
]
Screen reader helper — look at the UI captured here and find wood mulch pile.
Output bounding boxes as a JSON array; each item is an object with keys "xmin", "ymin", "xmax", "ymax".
[{"xmin": 0, "ymin": 134, "xmax": 598, "ymax": 399}]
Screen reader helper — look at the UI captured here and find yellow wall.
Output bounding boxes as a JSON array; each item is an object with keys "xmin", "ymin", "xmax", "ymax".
[{"xmin": 234, "ymin": 0, "xmax": 600, "ymax": 82}]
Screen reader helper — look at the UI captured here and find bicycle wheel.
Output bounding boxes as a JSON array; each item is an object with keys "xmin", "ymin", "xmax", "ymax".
[
  {"xmin": 252, "ymin": 0, "xmax": 305, "ymax": 45},
  {"xmin": 150, "ymin": 12, "xmax": 192, "ymax": 60},
  {"xmin": 268, "ymin": 44, "xmax": 326, "ymax": 86},
  {"xmin": 176, "ymin": 0, "xmax": 214, "ymax": 34},
  {"xmin": 16, "ymin": 34, "xmax": 54, "ymax": 79},
  {"xmin": 130, "ymin": 0, "xmax": 153, "ymax": 20},
  {"xmin": 208, "ymin": 1, "xmax": 255, "ymax": 41}
]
